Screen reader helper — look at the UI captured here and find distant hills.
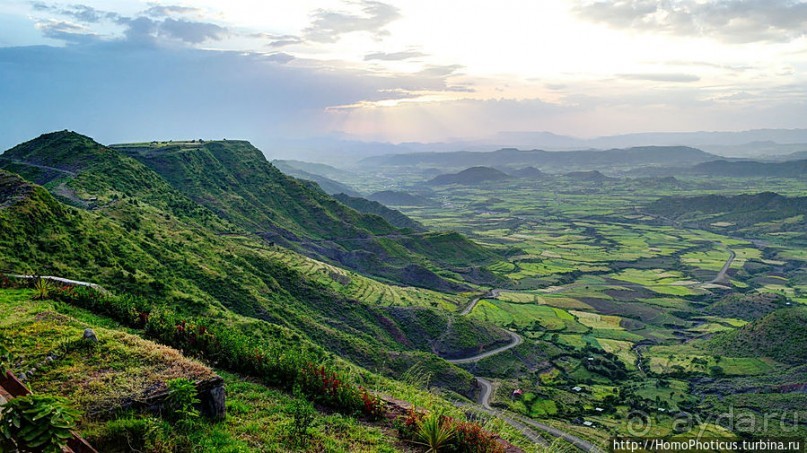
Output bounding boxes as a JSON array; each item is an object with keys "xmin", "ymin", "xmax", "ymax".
[
  {"xmin": 368, "ymin": 190, "xmax": 436, "ymax": 206},
  {"xmin": 508, "ymin": 166, "xmax": 545, "ymax": 178},
  {"xmin": 362, "ymin": 146, "xmax": 718, "ymax": 172},
  {"xmin": 272, "ymin": 160, "xmax": 360, "ymax": 197},
  {"xmin": 332, "ymin": 193, "xmax": 424, "ymax": 231},
  {"xmin": 250, "ymin": 128, "xmax": 807, "ymax": 164},
  {"xmin": 428, "ymin": 166, "xmax": 511, "ymax": 185},
  {"xmin": 563, "ymin": 170, "xmax": 613, "ymax": 182},
  {"xmin": 646, "ymin": 192, "xmax": 807, "ymax": 234},
  {"xmin": 688, "ymin": 159, "xmax": 807, "ymax": 178}
]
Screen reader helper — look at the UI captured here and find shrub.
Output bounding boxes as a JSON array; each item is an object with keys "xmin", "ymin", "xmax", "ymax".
[
  {"xmin": 0, "ymin": 394, "xmax": 80, "ymax": 453},
  {"xmin": 397, "ymin": 407, "xmax": 504, "ymax": 453},
  {"xmin": 451, "ymin": 419, "xmax": 505, "ymax": 453},
  {"xmin": 395, "ymin": 406, "xmax": 424, "ymax": 441},
  {"xmin": 416, "ymin": 411, "xmax": 455, "ymax": 453},
  {"xmin": 164, "ymin": 378, "xmax": 200, "ymax": 430},
  {"xmin": 288, "ymin": 386, "xmax": 316, "ymax": 448},
  {"xmin": 359, "ymin": 387, "xmax": 386, "ymax": 420},
  {"xmin": 0, "ymin": 333, "xmax": 12, "ymax": 376},
  {"xmin": 297, "ymin": 363, "xmax": 362, "ymax": 412},
  {"xmin": 0, "ymin": 274, "xmax": 17, "ymax": 289},
  {"xmin": 31, "ymin": 277, "xmax": 52, "ymax": 300}
]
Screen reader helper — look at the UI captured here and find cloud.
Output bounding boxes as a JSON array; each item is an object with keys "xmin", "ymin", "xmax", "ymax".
[
  {"xmin": 618, "ymin": 72, "xmax": 701, "ymax": 82},
  {"xmin": 144, "ymin": 5, "xmax": 203, "ymax": 17},
  {"xmin": 35, "ymin": 19, "xmax": 99, "ymax": 43},
  {"xmin": 364, "ymin": 50, "xmax": 426, "ymax": 61},
  {"xmin": 118, "ymin": 16, "xmax": 158, "ymax": 45},
  {"xmin": 264, "ymin": 52, "xmax": 295, "ymax": 64},
  {"xmin": 304, "ymin": 0, "xmax": 401, "ymax": 43},
  {"xmin": 574, "ymin": 0, "xmax": 807, "ymax": 43},
  {"xmin": 158, "ymin": 18, "xmax": 227, "ymax": 44},
  {"xmin": 251, "ymin": 33, "xmax": 304, "ymax": 48},
  {"xmin": 29, "ymin": 2, "xmax": 118, "ymax": 23}
]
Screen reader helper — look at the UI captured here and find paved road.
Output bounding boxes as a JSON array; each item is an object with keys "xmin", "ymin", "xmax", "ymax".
[
  {"xmin": 710, "ymin": 249, "xmax": 736, "ymax": 284},
  {"xmin": 446, "ymin": 330, "xmax": 523, "ymax": 364},
  {"xmin": 0, "ymin": 158, "xmax": 77, "ymax": 176},
  {"xmin": 459, "ymin": 289, "xmax": 499, "ymax": 315},
  {"xmin": 448, "ymin": 291, "xmax": 601, "ymax": 452}
]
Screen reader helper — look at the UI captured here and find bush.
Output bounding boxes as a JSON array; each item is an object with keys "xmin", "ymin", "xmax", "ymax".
[
  {"xmin": 164, "ymin": 378, "xmax": 200, "ymax": 430},
  {"xmin": 359, "ymin": 387, "xmax": 386, "ymax": 421},
  {"xmin": 297, "ymin": 363, "xmax": 362, "ymax": 412},
  {"xmin": 0, "ymin": 334, "xmax": 12, "ymax": 376},
  {"xmin": 416, "ymin": 411, "xmax": 455, "ymax": 453},
  {"xmin": 93, "ymin": 415, "xmax": 187, "ymax": 453},
  {"xmin": 397, "ymin": 407, "xmax": 504, "ymax": 453},
  {"xmin": 32, "ymin": 278, "xmax": 53, "ymax": 300},
  {"xmin": 0, "ymin": 394, "xmax": 80, "ymax": 453},
  {"xmin": 288, "ymin": 386, "xmax": 316, "ymax": 448}
]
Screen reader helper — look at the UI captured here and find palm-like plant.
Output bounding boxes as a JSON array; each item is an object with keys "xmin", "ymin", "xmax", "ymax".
[
  {"xmin": 415, "ymin": 411, "xmax": 455, "ymax": 453},
  {"xmin": 32, "ymin": 278, "xmax": 52, "ymax": 300}
]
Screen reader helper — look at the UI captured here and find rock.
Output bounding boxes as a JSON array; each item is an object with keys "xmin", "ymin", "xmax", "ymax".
[
  {"xmin": 83, "ymin": 328, "xmax": 98, "ymax": 342},
  {"xmin": 197, "ymin": 377, "xmax": 226, "ymax": 421}
]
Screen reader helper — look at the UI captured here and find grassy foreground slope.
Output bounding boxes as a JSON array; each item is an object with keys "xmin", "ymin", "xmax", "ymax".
[{"xmin": 0, "ymin": 288, "xmax": 527, "ymax": 452}]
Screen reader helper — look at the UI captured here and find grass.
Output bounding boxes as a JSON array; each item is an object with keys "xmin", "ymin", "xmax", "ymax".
[
  {"xmin": 645, "ymin": 345, "xmax": 776, "ymax": 376},
  {"xmin": 0, "ymin": 289, "xmax": 215, "ymax": 416},
  {"xmin": 468, "ymin": 299, "xmax": 586, "ymax": 332}
]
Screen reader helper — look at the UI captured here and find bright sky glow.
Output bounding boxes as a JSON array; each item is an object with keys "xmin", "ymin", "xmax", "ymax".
[{"xmin": 1, "ymin": 0, "xmax": 805, "ymax": 145}]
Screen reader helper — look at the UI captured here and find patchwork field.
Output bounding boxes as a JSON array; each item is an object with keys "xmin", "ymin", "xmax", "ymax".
[{"xmin": 337, "ymin": 170, "xmax": 807, "ymax": 442}]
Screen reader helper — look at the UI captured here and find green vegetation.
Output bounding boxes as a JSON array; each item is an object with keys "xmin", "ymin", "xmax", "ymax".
[
  {"xmin": 707, "ymin": 308, "xmax": 807, "ymax": 365},
  {"xmin": 112, "ymin": 137, "xmax": 504, "ymax": 291},
  {"xmin": 335, "ymin": 155, "xmax": 807, "ymax": 444},
  {"xmin": 5, "ymin": 130, "xmax": 807, "ymax": 448},
  {"xmin": 0, "ymin": 394, "xmax": 80, "ymax": 453}
]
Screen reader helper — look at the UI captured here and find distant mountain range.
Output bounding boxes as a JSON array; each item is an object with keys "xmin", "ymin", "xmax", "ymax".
[
  {"xmin": 363, "ymin": 146, "xmax": 718, "ymax": 172},
  {"xmin": 256, "ymin": 129, "xmax": 807, "ymax": 164},
  {"xmin": 689, "ymin": 159, "xmax": 807, "ymax": 178}
]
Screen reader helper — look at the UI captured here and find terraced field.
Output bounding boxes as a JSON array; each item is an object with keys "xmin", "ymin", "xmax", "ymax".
[{"xmin": 232, "ymin": 236, "xmax": 467, "ymax": 311}]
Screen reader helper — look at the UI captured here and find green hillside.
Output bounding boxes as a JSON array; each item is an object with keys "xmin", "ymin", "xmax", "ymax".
[
  {"xmin": 0, "ymin": 133, "xmax": 517, "ymax": 394},
  {"xmin": 706, "ymin": 307, "xmax": 807, "ymax": 365},
  {"xmin": 368, "ymin": 190, "xmax": 436, "ymax": 207},
  {"xmin": 113, "ymin": 139, "xmax": 502, "ymax": 290},
  {"xmin": 332, "ymin": 193, "xmax": 425, "ymax": 231},
  {"xmin": 691, "ymin": 159, "xmax": 807, "ymax": 178}
]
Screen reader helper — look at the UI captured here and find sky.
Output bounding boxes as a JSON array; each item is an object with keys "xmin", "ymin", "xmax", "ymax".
[{"xmin": 1, "ymin": 0, "xmax": 806, "ymax": 151}]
